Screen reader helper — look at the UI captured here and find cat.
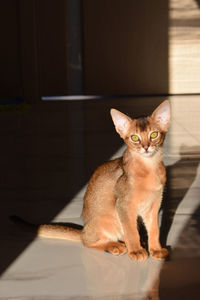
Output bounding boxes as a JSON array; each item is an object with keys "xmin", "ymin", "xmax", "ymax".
[{"xmin": 12, "ymin": 100, "xmax": 170, "ymax": 261}]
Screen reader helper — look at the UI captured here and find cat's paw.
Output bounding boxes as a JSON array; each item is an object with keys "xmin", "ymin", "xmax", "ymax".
[
  {"xmin": 128, "ymin": 248, "xmax": 148, "ymax": 261},
  {"xmin": 107, "ymin": 242, "xmax": 127, "ymax": 256},
  {"xmin": 150, "ymin": 248, "xmax": 169, "ymax": 260}
]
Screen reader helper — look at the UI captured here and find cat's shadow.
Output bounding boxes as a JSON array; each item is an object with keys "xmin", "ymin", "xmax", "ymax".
[{"xmin": 160, "ymin": 144, "xmax": 200, "ymax": 249}]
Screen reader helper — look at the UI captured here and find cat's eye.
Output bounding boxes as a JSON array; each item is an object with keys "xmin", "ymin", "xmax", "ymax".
[
  {"xmin": 131, "ymin": 135, "xmax": 140, "ymax": 142},
  {"xmin": 150, "ymin": 131, "xmax": 158, "ymax": 139}
]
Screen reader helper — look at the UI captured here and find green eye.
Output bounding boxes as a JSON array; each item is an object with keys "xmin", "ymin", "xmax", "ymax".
[
  {"xmin": 131, "ymin": 135, "xmax": 140, "ymax": 142},
  {"xmin": 150, "ymin": 131, "xmax": 158, "ymax": 139}
]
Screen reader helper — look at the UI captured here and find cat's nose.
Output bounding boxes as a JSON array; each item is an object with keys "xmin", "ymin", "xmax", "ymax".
[{"xmin": 143, "ymin": 145, "xmax": 149, "ymax": 152}]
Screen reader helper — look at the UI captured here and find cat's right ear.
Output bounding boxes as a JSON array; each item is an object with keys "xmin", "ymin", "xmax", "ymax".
[{"xmin": 110, "ymin": 109, "xmax": 132, "ymax": 138}]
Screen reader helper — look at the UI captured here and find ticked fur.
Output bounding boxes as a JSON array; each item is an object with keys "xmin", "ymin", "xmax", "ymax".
[{"xmin": 13, "ymin": 100, "xmax": 170, "ymax": 261}]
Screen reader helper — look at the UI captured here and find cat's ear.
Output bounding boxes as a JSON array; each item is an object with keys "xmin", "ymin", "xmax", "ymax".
[
  {"xmin": 110, "ymin": 109, "xmax": 132, "ymax": 138},
  {"xmin": 151, "ymin": 100, "xmax": 171, "ymax": 131}
]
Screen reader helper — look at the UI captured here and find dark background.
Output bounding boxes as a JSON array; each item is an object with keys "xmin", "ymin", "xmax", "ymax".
[{"xmin": 0, "ymin": 0, "xmax": 169, "ymax": 100}]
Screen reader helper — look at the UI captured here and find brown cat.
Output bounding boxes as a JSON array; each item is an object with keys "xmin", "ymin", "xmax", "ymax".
[{"xmin": 13, "ymin": 100, "xmax": 170, "ymax": 261}]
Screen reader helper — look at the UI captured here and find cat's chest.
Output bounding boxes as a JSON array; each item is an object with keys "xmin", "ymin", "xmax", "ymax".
[
  {"xmin": 140, "ymin": 170, "xmax": 162, "ymax": 191},
  {"xmin": 131, "ymin": 161, "xmax": 164, "ymax": 192},
  {"xmin": 135, "ymin": 170, "xmax": 163, "ymax": 216}
]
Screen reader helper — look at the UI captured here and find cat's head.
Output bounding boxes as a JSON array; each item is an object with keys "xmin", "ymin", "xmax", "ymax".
[{"xmin": 110, "ymin": 100, "xmax": 170, "ymax": 158}]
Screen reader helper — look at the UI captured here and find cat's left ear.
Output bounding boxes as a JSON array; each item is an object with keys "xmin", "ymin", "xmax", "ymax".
[{"xmin": 151, "ymin": 100, "xmax": 171, "ymax": 131}]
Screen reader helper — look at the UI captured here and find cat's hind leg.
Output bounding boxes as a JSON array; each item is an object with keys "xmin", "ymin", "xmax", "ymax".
[{"xmin": 81, "ymin": 217, "xmax": 127, "ymax": 255}]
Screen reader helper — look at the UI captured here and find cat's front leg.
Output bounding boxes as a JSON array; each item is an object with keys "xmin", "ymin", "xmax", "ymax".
[
  {"xmin": 144, "ymin": 197, "xmax": 169, "ymax": 260},
  {"xmin": 116, "ymin": 200, "xmax": 148, "ymax": 261}
]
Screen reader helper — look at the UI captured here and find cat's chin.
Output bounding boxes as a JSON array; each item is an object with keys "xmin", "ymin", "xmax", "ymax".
[{"xmin": 140, "ymin": 151, "xmax": 155, "ymax": 158}]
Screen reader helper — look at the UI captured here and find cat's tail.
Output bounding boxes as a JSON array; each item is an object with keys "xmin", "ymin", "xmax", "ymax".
[{"xmin": 10, "ymin": 215, "xmax": 82, "ymax": 242}]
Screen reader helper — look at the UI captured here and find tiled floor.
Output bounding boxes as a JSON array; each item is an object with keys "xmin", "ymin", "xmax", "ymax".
[{"xmin": 0, "ymin": 96, "xmax": 200, "ymax": 299}]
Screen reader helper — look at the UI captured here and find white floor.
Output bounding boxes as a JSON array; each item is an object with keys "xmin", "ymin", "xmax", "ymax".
[{"xmin": 0, "ymin": 96, "xmax": 200, "ymax": 299}]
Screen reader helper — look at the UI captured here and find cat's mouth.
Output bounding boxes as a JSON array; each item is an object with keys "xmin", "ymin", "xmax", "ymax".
[
  {"xmin": 141, "ymin": 151, "xmax": 154, "ymax": 157},
  {"xmin": 140, "ymin": 148, "xmax": 155, "ymax": 157}
]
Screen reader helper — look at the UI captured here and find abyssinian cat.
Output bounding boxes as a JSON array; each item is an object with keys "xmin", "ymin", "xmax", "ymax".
[{"xmin": 12, "ymin": 100, "xmax": 170, "ymax": 261}]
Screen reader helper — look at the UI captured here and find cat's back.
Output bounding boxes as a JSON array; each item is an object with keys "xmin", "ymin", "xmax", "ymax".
[
  {"xmin": 86, "ymin": 157, "xmax": 123, "ymax": 191},
  {"xmin": 82, "ymin": 157, "xmax": 123, "ymax": 218}
]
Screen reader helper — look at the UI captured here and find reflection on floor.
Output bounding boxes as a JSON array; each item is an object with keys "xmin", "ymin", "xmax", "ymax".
[{"xmin": 0, "ymin": 96, "xmax": 200, "ymax": 299}]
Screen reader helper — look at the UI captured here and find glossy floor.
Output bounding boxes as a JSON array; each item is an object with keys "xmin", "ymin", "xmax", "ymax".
[{"xmin": 0, "ymin": 96, "xmax": 200, "ymax": 299}]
